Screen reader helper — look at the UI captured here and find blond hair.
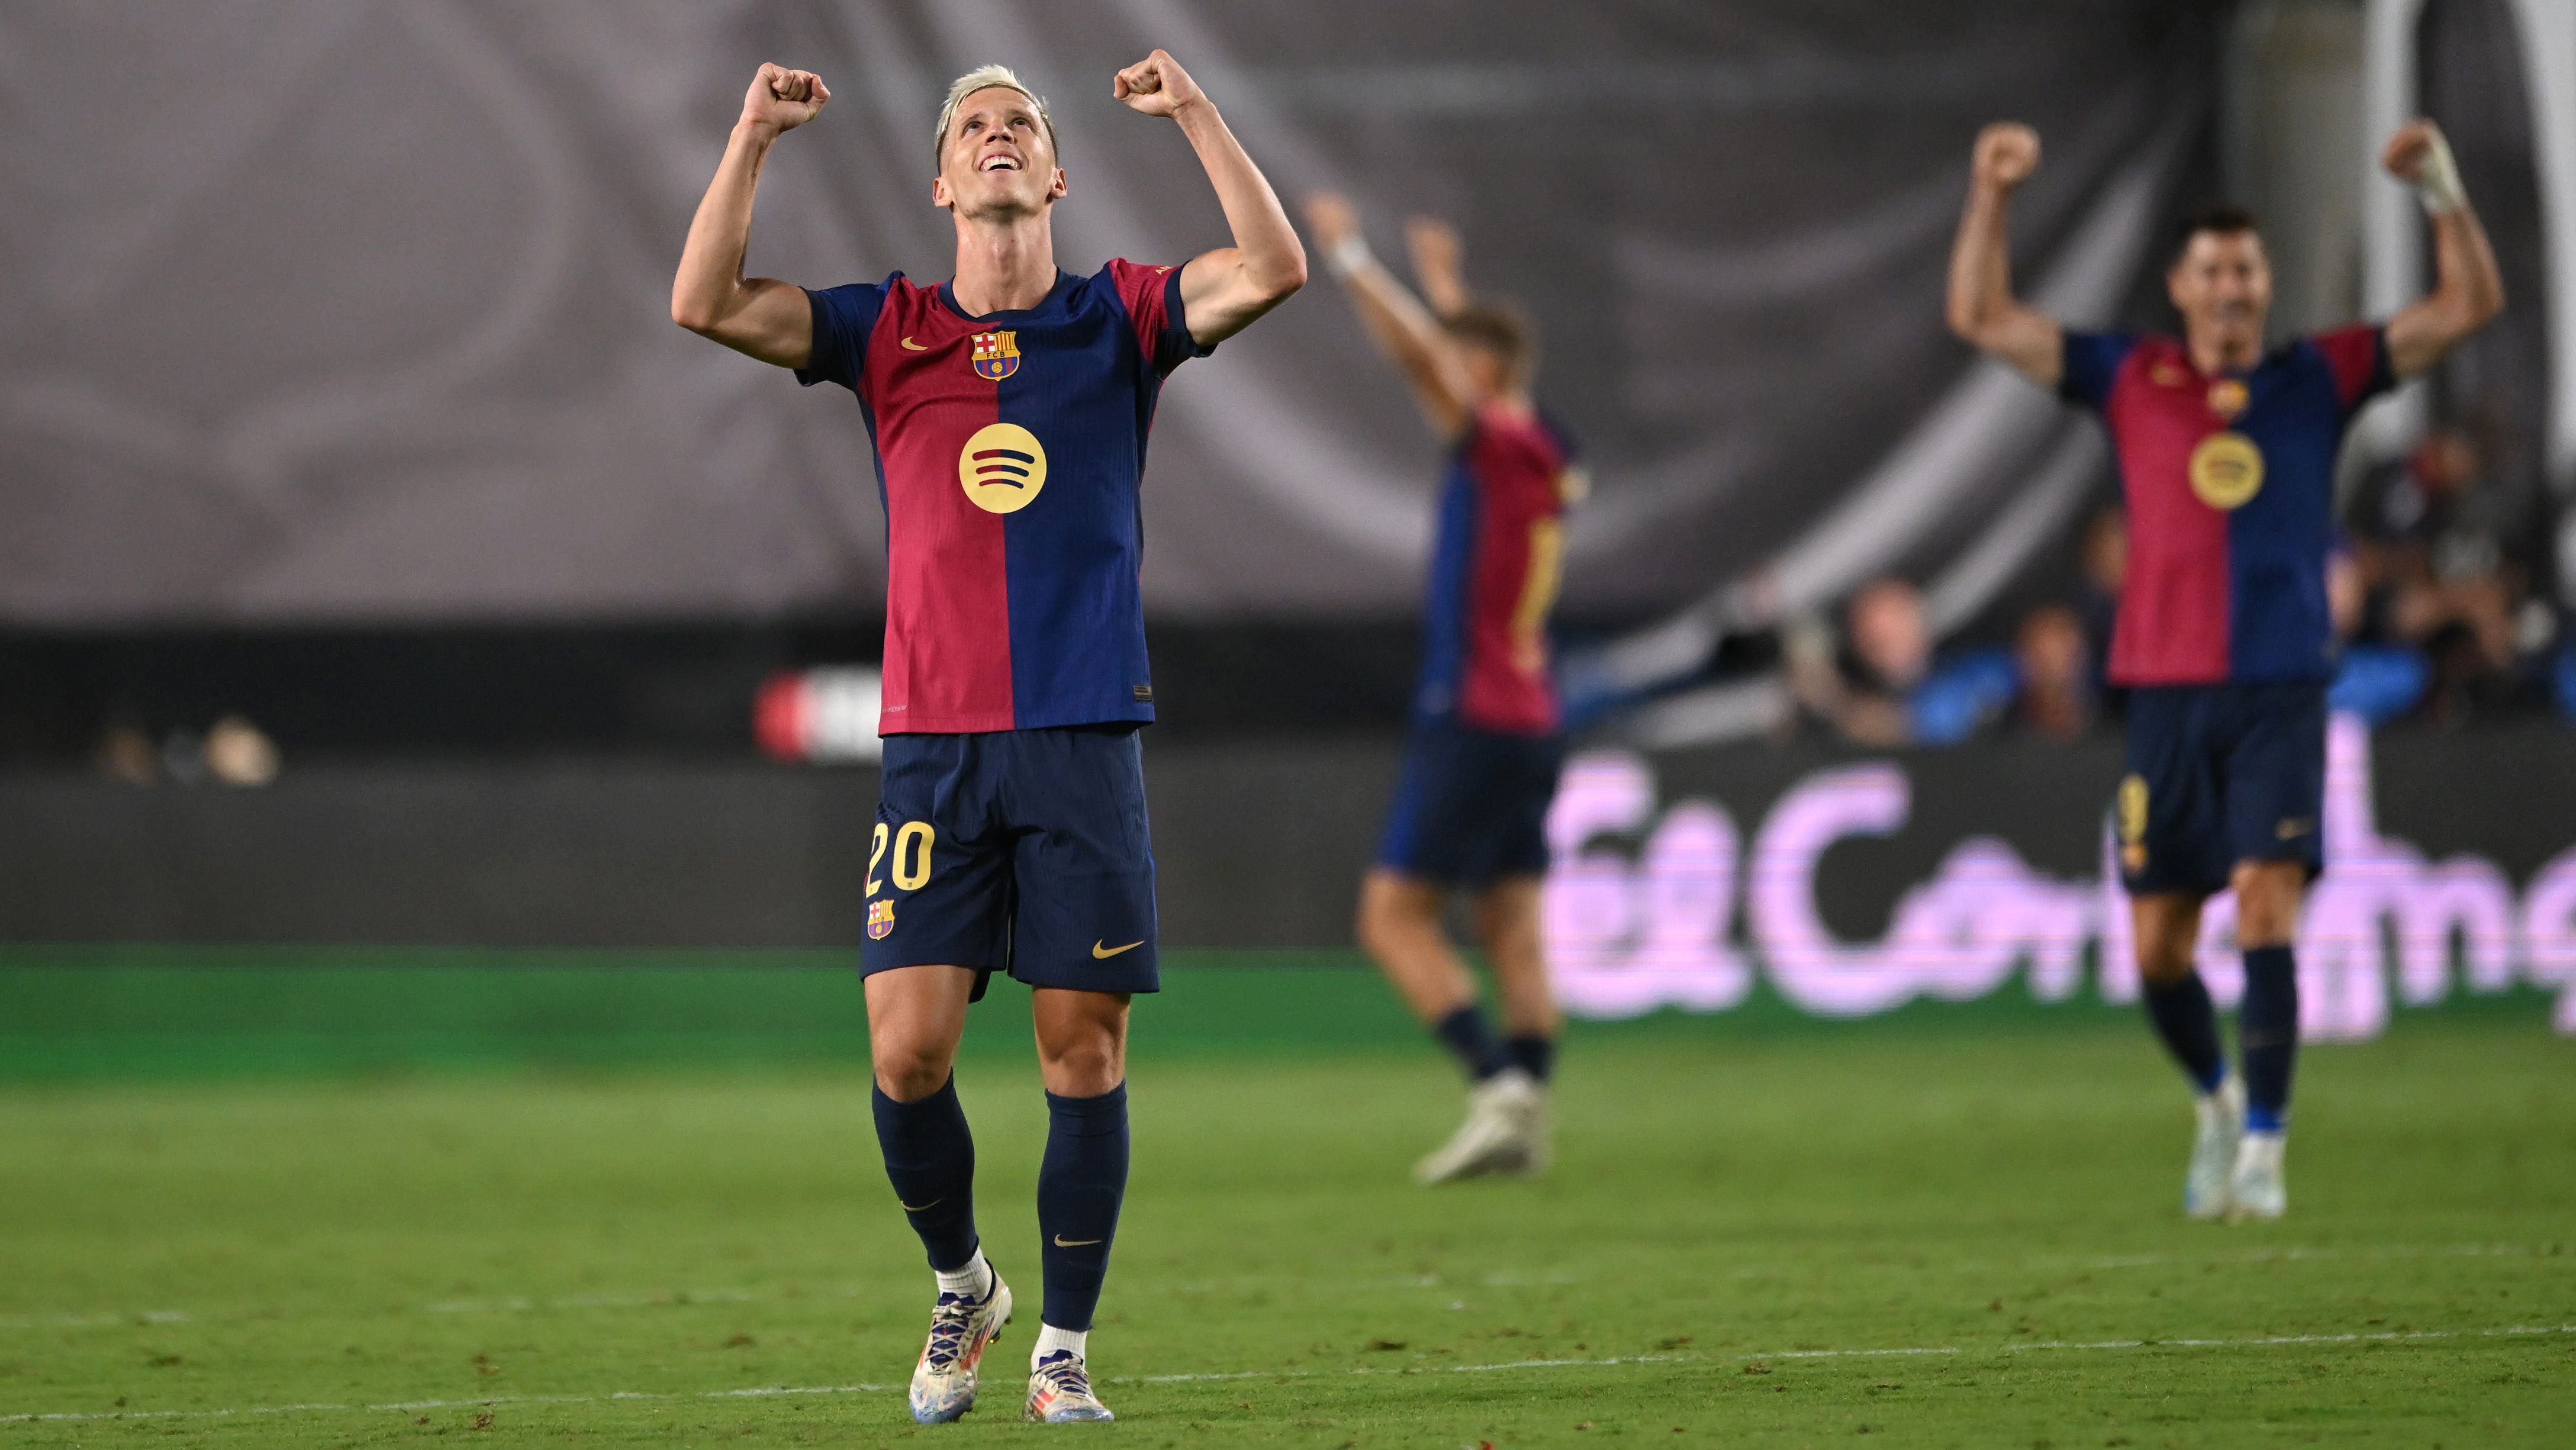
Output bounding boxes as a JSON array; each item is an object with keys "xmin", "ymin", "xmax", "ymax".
[{"xmin": 933, "ymin": 65, "xmax": 1057, "ymax": 168}]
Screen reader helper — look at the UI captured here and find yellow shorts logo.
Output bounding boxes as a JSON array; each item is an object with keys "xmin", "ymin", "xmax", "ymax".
[
  {"xmin": 2117, "ymin": 774, "xmax": 2150, "ymax": 873},
  {"xmin": 2188, "ymin": 431, "xmax": 2264, "ymax": 510},
  {"xmin": 957, "ymin": 423, "xmax": 1048, "ymax": 514}
]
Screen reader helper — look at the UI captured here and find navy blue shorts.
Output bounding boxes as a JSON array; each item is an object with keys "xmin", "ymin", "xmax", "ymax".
[
  {"xmin": 2115, "ymin": 681, "xmax": 2327, "ymax": 897},
  {"xmin": 864, "ymin": 724, "xmax": 1158, "ymax": 995},
  {"xmin": 1376, "ymin": 717, "xmax": 1564, "ymax": 888}
]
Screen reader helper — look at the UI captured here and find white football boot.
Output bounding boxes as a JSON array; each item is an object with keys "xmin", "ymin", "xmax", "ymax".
[
  {"xmin": 1413, "ymin": 1068, "xmax": 1543, "ymax": 1185},
  {"xmin": 2183, "ymin": 1077, "xmax": 2245, "ymax": 1220},
  {"xmin": 1025, "ymin": 1349, "xmax": 1115, "ymax": 1423},
  {"xmin": 909, "ymin": 1264, "xmax": 1012, "ymax": 1423},
  {"xmin": 2229, "ymin": 1130, "xmax": 2287, "ymax": 1222}
]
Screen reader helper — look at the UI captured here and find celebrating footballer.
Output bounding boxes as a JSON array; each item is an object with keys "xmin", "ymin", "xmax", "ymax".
[
  {"xmin": 1946, "ymin": 117, "xmax": 2502, "ymax": 1222},
  {"xmin": 673, "ymin": 50, "xmax": 1303, "ymax": 1423}
]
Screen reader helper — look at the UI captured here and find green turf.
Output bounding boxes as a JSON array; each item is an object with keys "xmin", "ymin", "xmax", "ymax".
[{"xmin": 2, "ymin": 966, "xmax": 2571, "ymax": 1446}]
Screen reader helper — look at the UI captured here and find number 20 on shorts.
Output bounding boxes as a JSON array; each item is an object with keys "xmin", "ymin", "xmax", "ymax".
[{"xmin": 868, "ymin": 821, "xmax": 935, "ymax": 895}]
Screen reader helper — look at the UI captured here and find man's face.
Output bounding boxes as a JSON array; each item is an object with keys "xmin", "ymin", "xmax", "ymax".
[
  {"xmin": 1849, "ymin": 583, "xmax": 1930, "ymax": 687},
  {"xmin": 2167, "ymin": 229, "xmax": 2272, "ymax": 356},
  {"xmin": 933, "ymin": 87, "xmax": 1064, "ymax": 218},
  {"xmin": 1460, "ymin": 344, "xmax": 1512, "ymax": 404}
]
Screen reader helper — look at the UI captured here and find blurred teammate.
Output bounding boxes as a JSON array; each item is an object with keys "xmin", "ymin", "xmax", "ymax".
[
  {"xmin": 1303, "ymin": 196, "xmax": 1583, "ymax": 1184},
  {"xmin": 1947, "ymin": 120, "xmax": 2501, "ymax": 1219},
  {"xmin": 674, "ymin": 54, "xmax": 1302, "ymax": 1420}
]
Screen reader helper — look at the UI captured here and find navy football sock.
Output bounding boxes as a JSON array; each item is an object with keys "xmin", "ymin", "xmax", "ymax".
[
  {"xmin": 1038, "ymin": 1084, "xmax": 1129, "ymax": 1332},
  {"xmin": 1504, "ymin": 1033, "xmax": 1556, "ymax": 1084},
  {"xmin": 1432, "ymin": 1003, "xmax": 1512, "ymax": 1082},
  {"xmin": 871, "ymin": 1075, "xmax": 980, "ymax": 1272},
  {"xmin": 2141, "ymin": 972, "xmax": 2226, "ymax": 1095},
  {"xmin": 2239, "ymin": 945, "xmax": 2299, "ymax": 1133}
]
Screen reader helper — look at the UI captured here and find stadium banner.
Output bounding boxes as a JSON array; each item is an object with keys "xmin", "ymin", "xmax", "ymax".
[
  {"xmin": 1544, "ymin": 716, "xmax": 2576, "ymax": 1039},
  {"xmin": 1, "ymin": 1, "xmax": 2218, "ymax": 625}
]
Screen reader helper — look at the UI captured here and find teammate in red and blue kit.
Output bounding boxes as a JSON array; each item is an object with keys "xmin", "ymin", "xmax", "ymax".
[
  {"xmin": 674, "ymin": 54, "xmax": 1302, "ymax": 1422},
  {"xmin": 1949, "ymin": 118, "xmax": 2501, "ymax": 1222},
  {"xmin": 1303, "ymin": 196, "xmax": 1584, "ymax": 1185}
]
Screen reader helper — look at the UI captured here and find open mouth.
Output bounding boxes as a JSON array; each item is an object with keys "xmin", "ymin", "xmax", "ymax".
[{"xmin": 980, "ymin": 154, "xmax": 1020, "ymax": 173}]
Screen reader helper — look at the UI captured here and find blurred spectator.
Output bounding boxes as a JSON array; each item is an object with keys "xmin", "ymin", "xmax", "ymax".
[
  {"xmin": 1786, "ymin": 577, "xmax": 2015, "ymax": 746},
  {"xmin": 2348, "ymin": 425, "xmax": 2520, "ymax": 720},
  {"xmin": 2327, "ymin": 540, "xmax": 2429, "ymax": 724},
  {"xmin": 2076, "ymin": 505, "xmax": 2126, "ymax": 684},
  {"xmin": 2010, "ymin": 604, "xmax": 2094, "ymax": 741},
  {"xmin": 92, "ymin": 718, "xmax": 157, "ymax": 785},
  {"xmin": 205, "ymin": 716, "xmax": 281, "ymax": 787}
]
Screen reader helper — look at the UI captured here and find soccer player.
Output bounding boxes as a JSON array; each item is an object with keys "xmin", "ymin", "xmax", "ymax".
[
  {"xmin": 672, "ymin": 53, "xmax": 1302, "ymax": 1420},
  {"xmin": 1302, "ymin": 196, "xmax": 1583, "ymax": 1184},
  {"xmin": 1946, "ymin": 119, "xmax": 2501, "ymax": 1219}
]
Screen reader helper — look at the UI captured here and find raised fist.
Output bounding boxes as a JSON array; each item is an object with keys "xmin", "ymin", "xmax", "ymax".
[
  {"xmin": 743, "ymin": 63, "xmax": 829, "ymax": 135},
  {"xmin": 2380, "ymin": 118, "xmax": 2445, "ymax": 183},
  {"xmin": 1114, "ymin": 49, "xmax": 1205, "ymax": 118},
  {"xmin": 1405, "ymin": 215, "xmax": 1463, "ymax": 278},
  {"xmin": 1300, "ymin": 192, "xmax": 1360, "ymax": 250},
  {"xmin": 1973, "ymin": 122, "xmax": 2040, "ymax": 192}
]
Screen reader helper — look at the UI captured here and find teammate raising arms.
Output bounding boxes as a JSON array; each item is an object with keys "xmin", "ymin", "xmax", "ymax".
[
  {"xmin": 674, "ymin": 53, "xmax": 1302, "ymax": 1422},
  {"xmin": 1946, "ymin": 120, "xmax": 2501, "ymax": 1220},
  {"xmin": 1303, "ymin": 195, "xmax": 1582, "ymax": 1184}
]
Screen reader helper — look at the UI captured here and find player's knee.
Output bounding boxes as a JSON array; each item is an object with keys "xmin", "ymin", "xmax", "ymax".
[
  {"xmin": 2231, "ymin": 862, "xmax": 2304, "ymax": 945},
  {"xmin": 871, "ymin": 1039, "xmax": 957, "ymax": 1101},
  {"xmin": 1038, "ymin": 1033, "xmax": 1125, "ymax": 1097},
  {"xmin": 1355, "ymin": 878, "xmax": 1422, "ymax": 952}
]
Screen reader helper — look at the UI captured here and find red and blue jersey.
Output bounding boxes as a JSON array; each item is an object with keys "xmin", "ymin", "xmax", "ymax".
[
  {"xmin": 797, "ymin": 261, "xmax": 1210, "ymax": 733},
  {"xmin": 1415, "ymin": 405, "xmax": 1578, "ymax": 735},
  {"xmin": 2061, "ymin": 326, "xmax": 2392, "ymax": 685}
]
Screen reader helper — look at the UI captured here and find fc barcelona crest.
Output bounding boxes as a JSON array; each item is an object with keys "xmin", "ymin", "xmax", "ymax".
[
  {"xmin": 971, "ymin": 330, "xmax": 1020, "ymax": 382},
  {"xmin": 867, "ymin": 898, "xmax": 897, "ymax": 940}
]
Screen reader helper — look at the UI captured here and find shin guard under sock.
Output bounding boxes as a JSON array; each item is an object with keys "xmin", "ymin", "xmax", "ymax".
[
  {"xmin": 2142, "ymin": 971, "xmax": 2226, "ymax": 1095},
  {"xmin": 871, "ymin": 1075, "xmax": 980, "ymax": 1271},
  {"xmin": 1037, "ymin": 1084, "xmax": 1129, "ymax": 1332},
  {"xmin": 2239, "ymin": 945, "xmax": 2299, "ymax": 1132}
]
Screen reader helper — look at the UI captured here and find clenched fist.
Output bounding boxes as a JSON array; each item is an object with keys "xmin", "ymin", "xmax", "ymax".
[
  {"xmin": 1973, "ymin": 122, "xmax": 2040, "ymax": 192},
  {"xmin": 2380, "ymin": 118, "xmax": 2446, "ymax": 183},
  {"xmin": 743, "ymin": 63, "xmax": 829, "ymax": 136},
  {"xmin": 1114, "ymin": 49, "xmax": 1205, "ymax": 118},
  {"xmin": 1300, "ymin": 192, "xmax": 1360, "ymax": 250}
]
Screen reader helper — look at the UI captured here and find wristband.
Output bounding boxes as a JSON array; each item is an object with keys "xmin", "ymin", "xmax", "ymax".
[
  {"xmin": 2412, "ymin": 131, "xmax": 2468, "ymax": 215},
  {"xmin": 1325, "ymin": 234, "xmax": 1375, "ymax": 278}
]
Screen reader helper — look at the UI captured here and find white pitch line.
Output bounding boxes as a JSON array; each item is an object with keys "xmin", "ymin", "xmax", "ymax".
[
  {"xmin": 6, "ymin": 1242, "xmax": 2565, "ymax": 1336},
  {"xmin": 9, "ymin": 1323, "xmax": 2565, "ymax": 1427}
]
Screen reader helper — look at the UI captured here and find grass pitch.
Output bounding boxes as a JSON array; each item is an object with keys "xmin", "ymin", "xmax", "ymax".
[{"xmin": 2, "ymin": 958, "xmax": 2571, "ymax": 1447}]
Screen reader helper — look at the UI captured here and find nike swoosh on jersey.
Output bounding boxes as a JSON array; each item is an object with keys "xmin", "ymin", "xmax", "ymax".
[
  {"xmin": 901, "ymin": 336, "xmax": 928, "ymax": 350},
  {"xmin": 2276, "ymin": 818, "xmax": 2315, "ymax": 839},
  {"xmin": 1091, "ymin": 940, "xmax": 1144, "ymax": 959},
  {"xmin": 1051, "ymin": 1235, "xmax": 1103, "ymax": 1248}
]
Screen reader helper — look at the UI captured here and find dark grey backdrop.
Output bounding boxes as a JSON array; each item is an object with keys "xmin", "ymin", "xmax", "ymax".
[{"xmin": 1, "ymin": 0, "xmax": 2218, "ymax": 626}]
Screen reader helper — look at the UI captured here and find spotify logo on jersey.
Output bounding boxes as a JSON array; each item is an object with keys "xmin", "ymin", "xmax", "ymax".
[
  {"xmin": 2187, "ymin": 431, "xmax": 2265, "ymax": 510},
  {"xmin": 957, "ymin": 424, "xmax": 1049, "ymax": 514}
]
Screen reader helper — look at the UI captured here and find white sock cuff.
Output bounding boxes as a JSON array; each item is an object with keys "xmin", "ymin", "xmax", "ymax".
[
  {"xmin": 933, "ymin": 1248, "xmax": 991, "ymax": 1298},
  {"xmin": 1033, "ymin": 1323, "xmax": 1089, "ymax": 1365}
]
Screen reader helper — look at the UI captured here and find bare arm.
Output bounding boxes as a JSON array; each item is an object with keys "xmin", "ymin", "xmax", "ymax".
[
  {"xmin": 1944, "ymin": 122, "xmax": 2063, "ymax": 389},
  {"xmin": 1115, "ymin": 50, "xmax": 1306, "ymax": 346},
  {"xmin": 1302, "ymin": 194, "xmax": 1477, "ymax": 439},
  {"xmin": 2379, "ymin": 120, "xmax": 2506, "ymax": 379},
  {"xmin": 671, "ymin": 64, "xmax": 830, "ymax": 369},
  {"xmin": 1405, "ymin": 215, "xmax": 1471, "ymax": 319}
]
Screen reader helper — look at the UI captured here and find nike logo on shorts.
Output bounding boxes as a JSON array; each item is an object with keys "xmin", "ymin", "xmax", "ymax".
[
  {"xmin": 2276, "ymin": 818, "xmax": 2314, "ymax": 840},
  {"xmin": 901, "ymin": 336, "xmax": 928, "ymax": 350},
  {"xmin": 1091, "ymin": 940, "xmax": 1143, "ymax": 959}
]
